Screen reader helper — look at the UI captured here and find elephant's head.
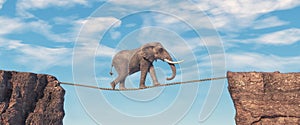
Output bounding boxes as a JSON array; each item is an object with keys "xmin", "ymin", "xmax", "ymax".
[{"xmin": 141, "ymin": 42, "xmax": 183, "ymax": 80}]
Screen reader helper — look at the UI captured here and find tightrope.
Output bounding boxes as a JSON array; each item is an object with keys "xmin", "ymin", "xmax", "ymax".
[{"xmin": 60, "ymin": 76, "xmax": 227, "ymax": 91}]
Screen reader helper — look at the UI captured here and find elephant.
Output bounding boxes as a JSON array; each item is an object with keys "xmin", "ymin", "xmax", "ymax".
[{"xmin": 109, "ymin": 42, "xmax": 183, "ymax": 90}]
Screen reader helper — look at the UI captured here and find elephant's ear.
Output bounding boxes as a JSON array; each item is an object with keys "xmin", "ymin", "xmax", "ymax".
[{"xmin": 142, "ymin": 46, "xmax": 155, "ymax": 62}]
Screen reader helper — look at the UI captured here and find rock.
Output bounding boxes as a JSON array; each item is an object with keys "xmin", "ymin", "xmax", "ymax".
[
  {"xmin": 0, "ymin": 70, "xmax": 65, "ymax": 125},
  {"xmin": 227, "ymin": 71, "xmax": 300, "ymax": 125}
]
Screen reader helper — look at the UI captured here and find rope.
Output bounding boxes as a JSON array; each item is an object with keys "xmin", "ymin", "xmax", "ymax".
[{"xmin": 60, "ymin": 76, "xmax": 227, "ymax": 91}]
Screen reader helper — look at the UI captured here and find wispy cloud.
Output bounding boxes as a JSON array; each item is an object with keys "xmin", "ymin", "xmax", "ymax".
[
  {"xmin": 28, "ymin": 19, "xmax": 74, "ymax": 42},
  {"xmin": 194, "ymin": 0, "xmax": 300, "ymax": 31},
  {"xmin": 16, "ymin": 0, "xmax": 92, "ymax": 18},
  {"xmin": 231, "ymin": 28, "xmax": 300, "ymax": 45},
  {"xmin": 0, "ymin": 0, "xmax": 6, "ymax": 9},
  {"xmin": 0, "ymin": 15, "xmax": 120, "ymax": 71},
  {"xmin": 0, "ymin": 16, "xmax": 73, "ymax": 42},
  {"xmin": 0, "ymin": 17, "xmax": 23, "ymax": 35},
  {"xmin": 252, "ymin": 16, "xmax": 289, "ymax": 29},
  {"xmin": 74, "ymin": 16, "xmax": 121, "ymax": 61},
  {"xmin": 75, "ymin": 17, "xmax": 121, "ymax": 38},
  {"xmin": 0, "ymin": 38, "xmax": 72, "ymax": 71},
  {"xmin": 257, "ymin": 28, "xmax": 300, "ymax": 45},
  {"xmin": 109, "ymin": 0, "xmax": 157, "ymax": 7},
  {"xmin": 226, "ymin": 52, "xmax": 300, "ymax": 72},
  {"xmin": 96, "ymin": 44, "xmax": 117, "ymax": 57},
  {"xmin": 198, "ymin": 52, "xmax": 300, "ymax": 73}
]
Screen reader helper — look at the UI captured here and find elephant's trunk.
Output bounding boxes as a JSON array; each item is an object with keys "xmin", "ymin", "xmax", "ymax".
[
  {"xmin": 163, "ymin": 51, "xmax": 176, "ymax": 80},
  {"xmin": 166, "ymin": 63, "xmax": 176, "ymax": 80}
]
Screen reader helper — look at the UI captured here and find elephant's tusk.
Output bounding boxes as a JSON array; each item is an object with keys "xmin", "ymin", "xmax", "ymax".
[{"xmin": 164, "ymin": 59, "xmax": 184, "ymax": 64}]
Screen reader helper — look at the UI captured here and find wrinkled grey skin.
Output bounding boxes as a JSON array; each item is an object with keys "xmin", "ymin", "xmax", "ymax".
[{"xmin": 110, "ymin": 42, "xmax": 177, "ymax": 90}]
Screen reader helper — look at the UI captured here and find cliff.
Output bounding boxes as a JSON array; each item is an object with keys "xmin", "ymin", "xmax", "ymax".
[
  {"xmin": 227, "ymin": 71, "xmax": 300, "ymax": 125},
  {"xmin": 0, "ymin": 70, "xmax": 65, "ymax": 125}
]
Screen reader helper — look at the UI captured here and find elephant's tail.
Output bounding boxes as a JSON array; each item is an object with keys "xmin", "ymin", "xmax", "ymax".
[{"xmin": 109, "ymin": 65, "xmax": 113, "ymax": 76}]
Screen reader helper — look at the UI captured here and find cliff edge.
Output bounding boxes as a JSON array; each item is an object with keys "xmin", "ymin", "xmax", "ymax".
[
  {"xmin": 227, "ymin": 71, "xmax": 300, "ymax": 125},
  {"xmin": 0, "ymin": 70, "xmax": 65, "ymax": 125}
]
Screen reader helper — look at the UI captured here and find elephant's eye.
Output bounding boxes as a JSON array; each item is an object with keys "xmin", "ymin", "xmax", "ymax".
[{"xmin": 158, "ymin": 48, "xmax": 163, "ymax": 53}]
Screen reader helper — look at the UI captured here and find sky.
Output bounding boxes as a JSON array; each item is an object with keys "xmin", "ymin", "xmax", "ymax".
[{"xmin": 0, "ymin": 0, "xmax": 300, "ymax": 125}]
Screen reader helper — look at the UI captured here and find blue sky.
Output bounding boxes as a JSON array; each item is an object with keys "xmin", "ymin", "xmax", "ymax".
[{"xmin": 1, "ymin": 0, "xmax": 300, "ymax": 125}]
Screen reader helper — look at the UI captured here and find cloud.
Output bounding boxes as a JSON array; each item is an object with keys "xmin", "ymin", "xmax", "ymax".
[
  {"xmin": 232, "ymin": 28, "xmax": 300, "ymax": 45},
  {"xmin": 0, "ymin": 38, "xmax": 72, "ymax": 71},
  {"xmin": 0, "ymin": 16, "xmax": 121, "ymax": 71},
  {"xmin": 108, "ymin": 0, "xmax": 157, "ymax": 7},
  {"xmin": 226, "ymin": 52, "xmax": 300, "ymax": 72},
  {"xmin": 0, "ymin": 0, "xmax": 6, "ymax": 9},
  {"xmin": 109, "ymin": 30, "xmax": 121, "ymax": 40},
  {"xmin": 0, "ymin": 17, "xmax": 23, "ymax": 35},
  {"xmin": 138, "ymin": 1, "xmax": 215, "ymax": 32},
  {"xmin": 53, "ymin": 16, "xmax": 79, "ymax": 25},
  {"xmin": 75, "ymin": 17, "xmax": 121, "ymax": 38},
  {"xmin": 256, "ymin": 28, "xmax": 300, "ymax": 45},
  {"xmin": 193, "ymin": 0, "xmax": 300, "ymax": 31},
  {"xmin": 252, "ymin": 16, "xmax": 289, "ymax": 29},
  {"xmin": 74, "ymin": 16, "xmax": 121, "ymax": 62},
  {"xmin": 18, "ymin": 0, "xmax": 88, "ymax": 9},
  {"xmin": 126, "ymin": 0, "xmax": 299, "ymax": 48},
  {"xmin": 77, "ymin": 16, "xmax": 123, "ymax": 40},
  {"xmin": 0, "ymin": 16, "xmax": 73, "ymax": 42},
  {"xmin": 28, "ymin": 19, "xmax": 74, "ymax": 42},
  {"xmin": 125, "ymin": 23, "xmax": 136, "ymax": 28},
  {"xmin": 0, "ymin": 16, "xmax": 120, "ymax": 71},
  {"xmin": 96, "ymin": 44, "xmax": 117, "ymax": 57},
  {"xmin": 16, "ymin": 0, "xmax": 91, "ymax": 18}
]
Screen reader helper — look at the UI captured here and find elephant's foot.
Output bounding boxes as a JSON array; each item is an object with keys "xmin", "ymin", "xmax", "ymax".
[
  {"xmin": 110, "ymin": 82, "xmax": 116, "ymax": 90},
  {"xmin": 139, "ymin": 85, "xmax": 146, "ymax": 89},
  {"xmin": 119, "ymin": 87, "xmax": 126, "ymax": 90},
  {"xmin": 119, "ymin": 83, "xmax": 126, "ymax": 90},
  {"xmin": 153, "ymin": 82, "xmax": 161, "ymax": 86}
]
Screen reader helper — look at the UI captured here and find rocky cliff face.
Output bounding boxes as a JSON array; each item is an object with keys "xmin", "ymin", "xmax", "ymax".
[
  {"xmin": 227, "ymin": 71, "xmax": 300, "ymax": 125},
  {"xmin": 0, "ymin": 70, "xmax": 65, "ymax": 125}
]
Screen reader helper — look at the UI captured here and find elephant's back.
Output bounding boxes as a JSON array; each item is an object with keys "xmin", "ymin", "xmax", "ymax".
[
  {"xmin": 114, "ymin": 50, "xmax": 135, "ymax": 58},
  {"xmin": 112, "ymin": 49, "xmax": 137, "ymax": 64}
]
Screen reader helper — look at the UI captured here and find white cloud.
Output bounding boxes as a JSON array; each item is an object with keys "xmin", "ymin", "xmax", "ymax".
[
  {"xmin": 253, "ymin": 16, "xmax": 289, "ymax": 29},
  {"xmin": 193, "ymin": 0, "xmax": 300, "ymax": 31},
  {"xmin": 187, "ymin": 36, "xmax": 225, "ymax": 48},
  {"xmin": 110, "ymin": 30, "xmax": 121, "ymax": 40},
  {"xmin": 0, "ymin": 17, "xmax": 23, "ymax": 35},
  {"xmin": 28, "ymin": 19, "xmax": 73, "ymax": 42},
  {"xmin": 125, "ymin": 0, "xmax": 300, "ymax": 48},
  {"xmin": 226, "ymin": 52, "xmax": 300, "ymax": 72},
  {"xmin": 74, "ymin": 17, "xmax": 121, "ymax": 61},
  {"xmin": 53, "ymin": 16, "xmax": 79, "ymax": 25},
  {"xmin": 96, "ymin": 44, "xmax": 116, "ymax": 57},
  {"xmin": 0, "ymin": 16, "xmax": 73, "ymax": 42},
  {"xmin": 142, "ymin": 14, "xmax": 190, "ymax": 33},
  {"xmin": 125, "ymin": 23, "xmax": 136, "ymax": 28},
  {"xmin": 138, "ymin": 1, "xmax": 215, "ymax": 32},
  {"xmin": 76, "ymin": 17, "xmax": 122, "ymax": 40},
  {"xmin": 109, "ymin": 0, "xmax": 157, "ymax": 7},
  {"xmin": 16, "ymin": 0, "xmax": 91, "ymax": 18},
  {"xmin": 0, "ymin": 0, "xmax": 6, "ymax": 9},
  {"xmin": 0, "ymin": 38, "xmax": 72, "ymax": 71},
  {"xmin": 76, "ymin": 17, "xmax": 121, "ymax": 38},
  {"xmin": 227, "ymin": 28, "xmax": 300, "ymax": 45},
  {"xmin": 257, "ymin": 28, "xmax": 300, "ymax": 45}
]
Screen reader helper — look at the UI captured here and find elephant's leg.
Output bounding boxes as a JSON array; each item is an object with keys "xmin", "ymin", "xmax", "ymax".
[
  {"xmin": 110, "ymin": 81, "xmax": 116, "ymax": 90},
  {"xmin": 119, "ymin": 79, "xmax": 126, "ymax": 90},
  {"xmin": 110, "ymin": 62, "xmax": 129, "ymax": 89},
  {"xmin": 110, "ymin": 74, "xmax": 127, "ymax": 89},
  {"xmin": 110, "ymin": 77, "xmax": 119, "ymax": 90},
  {"xmin": 139, "ymin": 70, "xmax": 148, "ymax": 89},
  {"xmin": 149, "ymin": 65, "xmax": 160, "ymax": 86},
  {"xmin": 139, "ymin": 62, "xmax": 150, "ymax": 89}
]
